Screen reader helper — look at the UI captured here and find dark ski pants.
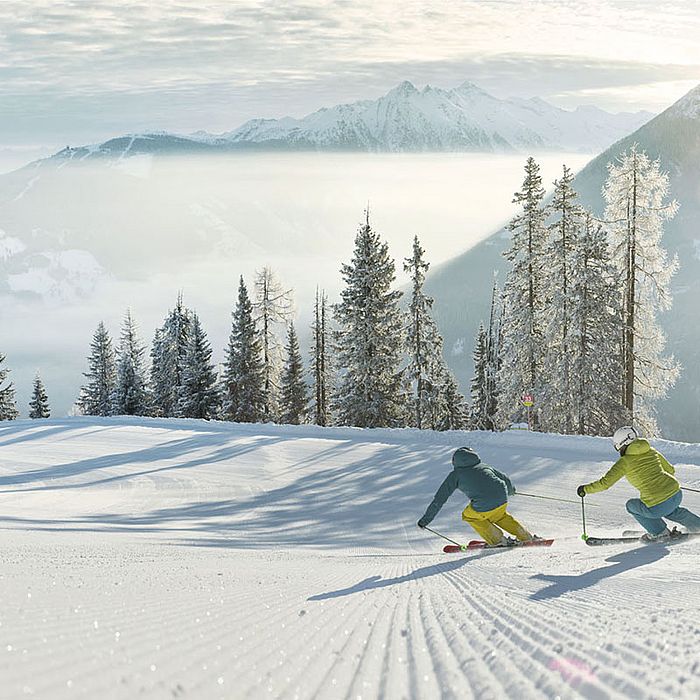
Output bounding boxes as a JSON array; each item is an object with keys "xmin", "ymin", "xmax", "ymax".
[{"xmin": 626, "ymin": 490, "xmax": 700, "ymax": 536}]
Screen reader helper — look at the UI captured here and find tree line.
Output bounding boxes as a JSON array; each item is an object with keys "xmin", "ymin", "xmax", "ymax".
[
  {"xmin": 0, "ymin": 145, "xmax": 679, "ymax": 436},
  {"xmin": 0, "ymin": 222, "xmax": 466, "ymax": 428},
  {"xmin": 0, "ymin": 357, "xmax": 50, "ymax": 420},
  {"xmin": 471, "ymin": 145, "xmax": 678, "ymax": 436},
  {"xmin": 70, "ymin": 220, "xmax": 467, "ymax": 429}
]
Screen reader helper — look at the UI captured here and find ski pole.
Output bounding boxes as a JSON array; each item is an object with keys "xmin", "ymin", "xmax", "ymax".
[
  {"xmin": 423, "ymin": 525, "xmax": 462, "ymax": 547},
  {"xmin": 682, "ymin": 486, "xmax": 700, "ymax": 494},
  {"xmin": 517, "ymin": 491, "xmax": 597, "ymax": 506},
  {"xmin": 580, "ymin": 495, "xmax": 588, "ymax": 541}
]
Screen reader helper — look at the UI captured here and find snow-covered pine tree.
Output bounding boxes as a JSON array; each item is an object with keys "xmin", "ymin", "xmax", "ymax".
[
  {"xmin": 603, "ymin": 145, "xmax": 680, "ymax": 434},
  {"xmin": 112, "ymin": 310, "xmax": 150, "ymax": 416},
  {"xmin": 176, "ymin": 313, "xmax": 220, "ymax": 419},
  {"xmin": 570, "ymin": 213, "xmax": 627, "ymax": 435},
  {"xmin": 403, "ymin": 235, "xmax": 451, "ymax": 429},
  {"xmin": 150, "ymin": 293, "xmax": 192, "ymax": 417},
  {"xmin": 279, "ymin": 322, "xmax": 309, "ymax": 425},
  {"xmin": 484, "ymin": 277, "xmax": 503, "ymax": 431},
  {"xmin": 470, "ymin": 323, "xmax": 489, "ymax": 430},
  {"xmin": 222, "ymin": 276, "xmax": 266, "ymax": 423},
  {"xmin": 420, "ymin": 357, "xmax": 469, "ymax": 432},
  {"xmin": 437, "ymin": 370, "xmax": 469, "ymax": 431},
  {"xmin": 79, "ymin": 322, "xmax": 117, "ymax": 416},
  {"xmin": 311, "ymin": 287, "xmax": 332, "ymax": 426},
  {"xmin": 253, "ymin": 267, "xmax": 293, "ymax": 423},
  {"xmin": 540, "ymin": 165, "xmax": 584, "ymax": 433},
  {"xmin": 0, "ymin": 352, "xmax": 19, "ymax": 420},
  {"xmin": 497, "ymin": 157, "xmax": 548, "ymax": 429},
  {"xmin": 333, "ymin": 211, "xmax": 406, "ymax": 428},
  {"xmin": 29, "ymin": 373, "xmax": 50, "ymax": 419}
]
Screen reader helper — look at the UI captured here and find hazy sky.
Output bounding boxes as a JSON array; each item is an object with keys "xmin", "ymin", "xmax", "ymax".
[{"xmin": 2, "ymin": 0, "xmax": 700, "ymax": 160}]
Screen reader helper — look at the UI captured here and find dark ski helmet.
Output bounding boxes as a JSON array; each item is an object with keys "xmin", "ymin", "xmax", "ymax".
[{"xmin": 452, "ymin": 447, "xmax": 480, "ymax": 468}]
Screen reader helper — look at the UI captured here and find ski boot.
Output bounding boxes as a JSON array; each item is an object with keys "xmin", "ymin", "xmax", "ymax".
[
  {"xmin": 640, "ymin": 527, "xmax": 671, "ymax": 542},
  {"xmin": 493, "ymin": 536, "xmax": 519, "ymax": 547}
]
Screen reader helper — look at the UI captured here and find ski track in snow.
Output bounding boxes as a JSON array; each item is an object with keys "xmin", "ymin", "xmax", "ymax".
[{"xmin": 0, "ymin": 417, "xmax": 699, "ymax": 699}]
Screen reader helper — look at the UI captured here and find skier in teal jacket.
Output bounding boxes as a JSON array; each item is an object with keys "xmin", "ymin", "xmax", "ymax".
[{"xmin": 417, "ymin": 447, "xmax": 535, "ymax": 546}]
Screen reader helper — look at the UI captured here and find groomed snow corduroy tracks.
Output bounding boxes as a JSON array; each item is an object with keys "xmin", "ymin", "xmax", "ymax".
[{"xmin": 1, "ymin": 418, "xmax": 699, "ymax": 699}]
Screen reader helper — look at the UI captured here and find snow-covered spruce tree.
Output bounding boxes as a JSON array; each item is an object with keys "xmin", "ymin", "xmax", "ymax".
[
  {"xmin": 222, "ymin": 276, "xmax": 266, "ymax": 423},
  {"xmin": 29, "ymin": 374, "xmax": 50, "ymax": 419},
  {"xmin": 0, "ymin": 352, "xmax": 19, "ymax": 420},
  {"xmin": 79, "ymin": 321, "xmax": 117, "ymax": 416},
  {"xmin": 280, "ymin": 322, "xmax": 309, "ymax": 425},
  {"xmin": 412, "ymin": 357, "xmax": 469, "ymax": 432},
  {"xmin": 484, "ymin": 277, "xmax": 503, "ymax": 430},
  {"xmin": 497, "ymin": 157, "xmax": 548, "ymax": 429},
  {"xmin": 470, "ymin": 323, "xmax": 489, "ymax": 430},
  {"xmin": 540, "ymin": 165, "xmax": 585, "ymax": 434},
  {"xmin": 311, "ymin": 288, "xmax": 332, "ymax": 426},
  {"xmin": 403, "ymin": 235, "xmax": 451, "ymax": 429},
  {"xmin": 333, "ymin": 212, "xmax": 406, "ymax": 428},
  {"xmin": 469, "ymin": 278, "xmax": 503, "ymax": 431},
  {"xmin": 150, "ymin": 293, "xmax": 192, "ymax": 417},
  {"xmin": 176, "ymin": 313, "xmax": 220, "ymax": 419},
  {"xmin": 570, "ymin": 213, "xmax": 627, "ymax": 435},
  {"xmin": 603, "ymin": 145, "xmax": 680, "ymax": 434},
  {"xmin": 112, "ymin": 310, "xmax": 150, "ymax": 416},
  {"xmin": 437, "ymin": 370, "xmax": 469, "ymax": 431},
  {"xmin": 253, "ymin": 267, "xmax": 293, "ymax": 423}
]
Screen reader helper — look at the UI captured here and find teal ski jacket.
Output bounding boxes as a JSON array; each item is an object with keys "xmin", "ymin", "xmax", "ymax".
[{"xmin": 419, "ymin": 447, "xmax": 515, "ymax": 526}]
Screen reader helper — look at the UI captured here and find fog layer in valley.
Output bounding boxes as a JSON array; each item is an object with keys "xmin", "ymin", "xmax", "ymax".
[{"xmin": 0, "ymin": 152, "xmax": 591, "ymax": 416}]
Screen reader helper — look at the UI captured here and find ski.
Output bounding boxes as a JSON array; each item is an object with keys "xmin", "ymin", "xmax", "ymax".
[
  {"xmin": 585, "ymin": 531, "xmax": 700, "ymax": 547},
  {"xmin": 584, "ymin": 536, "xmax": 640, "ymax": 547},
  {"xmin": 623, "ymin": 527, "xmax": 700, "ymax": 538},
  {"xmin": 443, "ymin": 538, "xmax": 553, "ymax": 553}
]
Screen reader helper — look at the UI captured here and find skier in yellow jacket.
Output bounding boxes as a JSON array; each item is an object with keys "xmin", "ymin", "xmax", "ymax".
[{"xmin": 577, "ymin": 426, "xmax": 700, "ymax": 541}]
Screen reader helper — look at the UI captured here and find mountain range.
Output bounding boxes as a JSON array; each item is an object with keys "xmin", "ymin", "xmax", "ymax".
[
  {"xmin": 425, "ymin": 82, "xmax": 700, "ymax": 441},
  {"xmin": 45, "ymin": 80, "xmax": 652, "ymax": 160}
]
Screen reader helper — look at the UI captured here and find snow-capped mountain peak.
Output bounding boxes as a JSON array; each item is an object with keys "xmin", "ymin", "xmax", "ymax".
[
  {"xmin": 219, "ymin": 80, "xmax": 653, "ymax": 154},
  {"xmin": 453, "ymin": 80, "xmax": 490, "ymax": 97},
  {"xmin": 387, "ymin": 80, "xmax": 419, "ymax": 96},
  {"xmin": 24, "ymin": 80, "xmax": 656, "ymax": 167}
]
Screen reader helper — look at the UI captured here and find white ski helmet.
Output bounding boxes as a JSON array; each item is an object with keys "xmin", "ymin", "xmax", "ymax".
[{"xmin": 612, "ymin": 426, "xmax": 638, "ymax": 452}]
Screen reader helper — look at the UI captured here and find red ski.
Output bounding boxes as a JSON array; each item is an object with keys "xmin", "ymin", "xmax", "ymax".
[{"xmin": 443, "ymin": 538, "xmax": 554, "ymax": 553}]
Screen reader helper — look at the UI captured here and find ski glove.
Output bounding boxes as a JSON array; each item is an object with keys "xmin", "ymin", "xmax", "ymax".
[
  {"xmin": 577, "ymin": 485, "xmax": 587, "ymax": 498},
  {"xmin": 417, "ymin": 519, "xmax": 428, "ymax": 529}
]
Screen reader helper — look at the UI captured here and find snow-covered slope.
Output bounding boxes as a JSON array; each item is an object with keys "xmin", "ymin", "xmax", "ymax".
[
  {"xmin": 221, "ymin": 81, "xmax": 652, "ymax": 153},
  {"xmin": 1, "ymin": 417, "xmax": 699, "ymax": 699},
  {"xmin": 667, "ymin": 83, "xmax": 700, "ymax": 119}
]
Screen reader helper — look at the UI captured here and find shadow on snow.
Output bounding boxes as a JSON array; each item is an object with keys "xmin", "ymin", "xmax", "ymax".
[
  {"xmin": 308, "ymin": 550, "xmax": 506, "ymax": 600},
  {"xmin": 529, "ymin": 545, "xmax": 670, "ymax": 601}
]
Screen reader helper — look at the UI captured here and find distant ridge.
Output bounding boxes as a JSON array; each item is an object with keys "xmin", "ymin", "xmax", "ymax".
[{"xmin": 39, "ymin": 80, "xmax": 653, "ymax": 164}]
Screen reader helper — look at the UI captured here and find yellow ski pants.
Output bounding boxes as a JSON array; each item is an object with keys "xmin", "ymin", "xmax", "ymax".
[{"xmin": 461, "ymin": 502, "xmax": 531, "ymax": 545}]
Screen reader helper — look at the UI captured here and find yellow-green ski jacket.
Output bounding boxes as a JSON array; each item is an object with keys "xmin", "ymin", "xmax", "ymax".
[{"xmin": 583, "ymin": 438, "xmax": 680, "ymax": 506}]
